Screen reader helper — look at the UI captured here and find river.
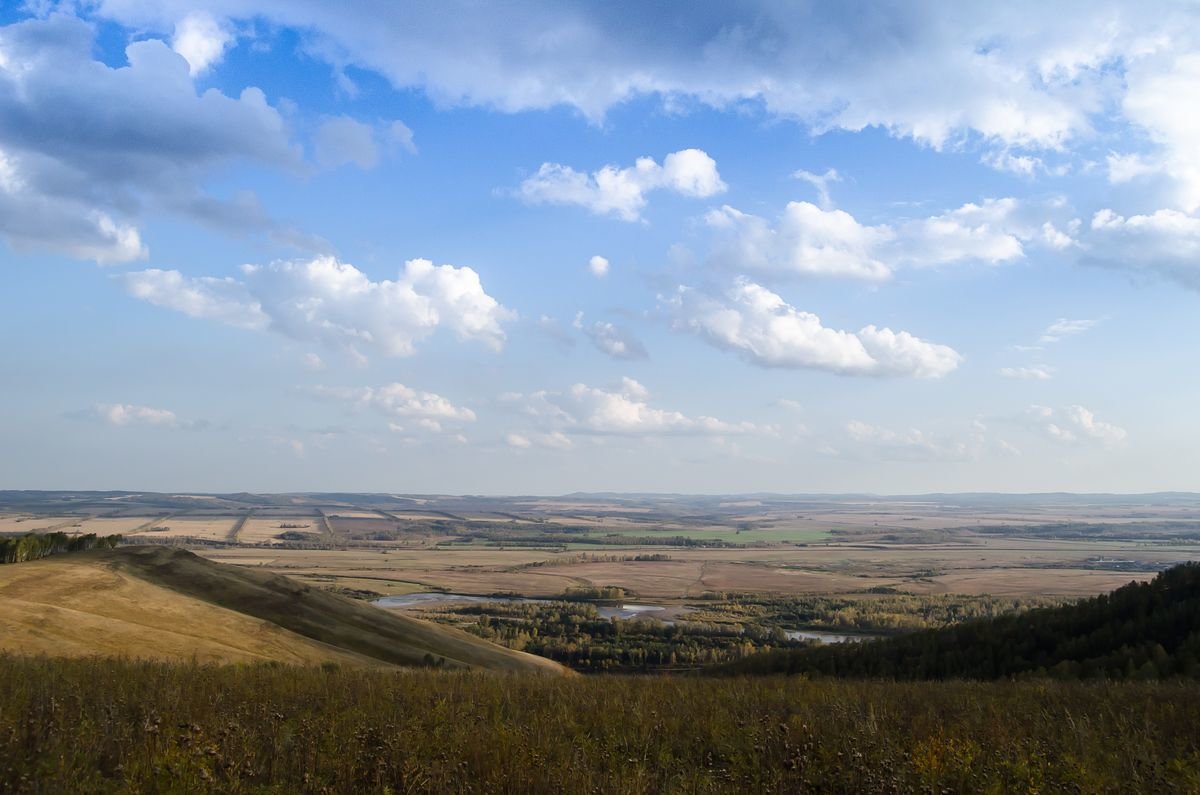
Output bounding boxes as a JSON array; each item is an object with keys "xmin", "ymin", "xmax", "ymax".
[{"xmin": 374, "ymin": 592, "xmax": 871, "ymax": 643}]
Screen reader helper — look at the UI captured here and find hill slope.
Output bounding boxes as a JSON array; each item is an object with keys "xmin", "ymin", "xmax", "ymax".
[
  {"xmin": 720, "ymin": 563, "xmax": 1200, "ymax": 679},
  {"xmin": 0, "ymin": 546, "xmax": 563, "ymax": 674}
]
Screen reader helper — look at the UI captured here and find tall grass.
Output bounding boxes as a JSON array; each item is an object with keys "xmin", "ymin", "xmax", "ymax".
[{"xmin": 1, "ymin": 655, "xmax": 1198, "ymax": 793}]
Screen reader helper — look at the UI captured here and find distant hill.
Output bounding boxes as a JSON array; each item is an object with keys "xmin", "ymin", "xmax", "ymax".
[
  {"xmin": 0, "ymin": 546, "xmax": 564, "ymax": 674},
  {"xmin": 719, "ymin": 563, "xmax": 1200, "ymax": 680}
]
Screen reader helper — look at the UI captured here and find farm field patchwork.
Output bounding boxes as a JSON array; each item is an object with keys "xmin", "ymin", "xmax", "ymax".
[{"xmin": 5, "ymin": 492, "xmax": 1200, "ymax": 605}]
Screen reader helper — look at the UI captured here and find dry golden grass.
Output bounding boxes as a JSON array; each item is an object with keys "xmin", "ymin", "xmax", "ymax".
[
  {"xmin": 127, "ymin": 517, "xmax": 235, "ymax": 541},
  {"xmin": 236, "ymin": 517, "xmax": 318, "ymax": 544},
  {"xmin": 0, "ymin": 547, "xmax": 567, "ymax": 674},
  {"xmin": 911, "ymin": 568, "xmax": 1156, "ymax": 596},
  {"xmin": 0, "ymin": 514, "xmax": 77, "ymax": 532},
  {"xmin": 72, "ymin": 516, "xmax": 164, "ymax": 535},
  {"xmin": 0, "ymin": 555, "xmax": 379, "ymax": 666},
  {"xmin": 189, "ymin": 540, "xmax": 1194, "ymax": 600}
]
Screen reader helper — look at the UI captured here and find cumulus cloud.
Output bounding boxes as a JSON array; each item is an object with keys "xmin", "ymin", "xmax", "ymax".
[
  {"xmin": 90, "ymin": 1, "xmax": 1200, "ymax": 171},
  {"xmin": 171, "ymin": 11, "xmax": 232, "ymax": 75},
  {"xmin": 1120, "ymin": 51, "xmax": 1200, "ymax": 212},
  {"xmin": 588, "ymin": 255, "xmax": 609, "ymax": 277},
  {"xmin": 309, "ymin": 383, "xmax": 475, "ymax": 432},
  {"xmin": 705, "ymin": 197, "xmax": 1047, "ymax": 281},
  {"xmin": 573, "ymin": 312, "xmax": 647, "ymax": 360},
  {"xmin": 504, "ymin": 377, "xmax": 759, "ymax": 436},
  {"xmin": 122, "ymin": 269, "xmax": 268, "ymax": 329},
  {"xmin": 705, "ymin": 202, "xmax": 893, "ymax": 281},
  {"xmin": 665, "ymin": 279, "xmax": 962, "ymax": 378},
  {"xmin": 121, "ymin": 256, "xmax": 514, "ymax": 358},
  {"xmin": 517, "ymin": 149, "xmax": 725, "ymax": 221},
  {"xmin": 1028, "ymin": 404, "xmax": 1126, "ymax": 445},
  {"xmin": 0, "ymin": 13, "xmax": 301, "ymax": 262},
  {"xmin": 1087, "ymin": 208, "xmax": 1200, "ymax": 288},
  {"xmin": 895, "ymin": 199, "xmax": 1029, "ymax": 266}
]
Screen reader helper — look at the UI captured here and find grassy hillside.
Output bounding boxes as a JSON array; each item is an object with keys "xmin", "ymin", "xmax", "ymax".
[
  {"xmin": 720, "ymin": 563, "xmax": 1200, "ymax": 679},
  {"xmin": 1, "ymin": 655, "xmax": 1197, "ymax": 793},
  {"xmin": 0, "ymin": 546, "xmax": 563, "ymax": 674}
]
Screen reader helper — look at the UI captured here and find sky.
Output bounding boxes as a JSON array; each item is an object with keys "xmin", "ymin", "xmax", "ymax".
[{"xmin": 2, "ymin": 1, "xmax": 1200, "ymax": 494}]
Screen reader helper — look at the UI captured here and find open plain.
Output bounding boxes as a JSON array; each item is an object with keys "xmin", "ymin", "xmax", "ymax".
[{"xmin": 3, "ymin": 491, "xmax": 1198, "ymax": 605}]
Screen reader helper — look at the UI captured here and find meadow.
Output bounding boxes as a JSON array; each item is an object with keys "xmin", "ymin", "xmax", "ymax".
[{"xmin": 1, "ymin": 655, "xmax": 1198, "ymax": 794}]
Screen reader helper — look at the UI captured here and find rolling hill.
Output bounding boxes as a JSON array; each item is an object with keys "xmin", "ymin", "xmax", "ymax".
[
  {"xmin": 0, "ymin": 545, "xmax": 564, "ymax": 674},
  {"xmin": 720, "ymin": 562, "xmax": 1200, "ymax": 679}
]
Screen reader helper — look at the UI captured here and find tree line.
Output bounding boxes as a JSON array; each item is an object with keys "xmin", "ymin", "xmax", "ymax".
[
  {"xmin": 719, "ymin": 563, "xmax": 1200, "ymax": 680},
  {"xmin": 0, "ymin": 532, "xmax": 122, "ymax": 564}
]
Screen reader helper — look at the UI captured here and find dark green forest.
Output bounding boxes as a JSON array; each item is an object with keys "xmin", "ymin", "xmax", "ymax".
[
  {"xmin": 721, "ymin": 563, "xmax": 1200, "ymax": 680},
  {"xmin": 0, "ymin": 532, "xmax": 121, "ymax": 564}
]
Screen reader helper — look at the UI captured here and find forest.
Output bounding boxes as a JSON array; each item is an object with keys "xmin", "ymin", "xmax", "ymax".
[
  {"xmin": 721, "ymin": 563, "xmax": 1200, "ymax": 680},
  {"xmin": 0, "ymin": 532, "xmax": 122, "ymax": 564}
]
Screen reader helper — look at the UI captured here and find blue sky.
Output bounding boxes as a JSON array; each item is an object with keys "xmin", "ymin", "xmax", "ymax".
[{"xmin": 2, "ymin": 1, "xmax": 1200, "ymax": 493}]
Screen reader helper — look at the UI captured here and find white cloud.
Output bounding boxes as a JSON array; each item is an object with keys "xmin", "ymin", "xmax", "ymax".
[
  {"xmin": 91, "ymin": 0, "xmax": 1170, "ymax": 156},
  {"xmin": 94, "ymin": 403, "xmax": 178, "ymax": 427},
  {"xmin": 122, "ymin": 269, "xmax": 268, "ymax": 329},
  {"xmin": 1040, "ymin": 317, "xmax": 1100, "ymax": 343},
  {"xmin": 122, "ymin": 256, "xmax": 514, "ymax": 358},
  {"xmin": 1121, "ymin": 51, "xmax": 1200, "ymax": 212},
  {"xmin": 573, "ymin": 312, "xmax": 647, "ymax": 360},
  {"xmin": 706, "ymin": 202, "xmax": 893, "ymax": 281},
  {"xmin": 505, "ymin": 431, "xmax": 572, "ymax": 450},
  {"xmin": 791, "ymin": 168, "xmax": 841, "ymax": 210},
  {"xmin": 171, "ymin": 11, "xmax": 232, "ymax": 75},
  {"xmin": 666, "ymin": 279, "xmax": 962, "ymax": 378},
  {"xmin": 1088, "ymin": 208, "xmax": 1200, "ymax": 288},
  {"xmin": 705, "ymin": 197, "xmax": 1044, "ymax": 281},
  {"xmin": 844, "ymin": 420, "xmax": 979, "ymax": 462},
  {"xmin": 998, "ymin": 366, "xmax": 1053, "ymax": 380},
  {"xmin": 504, "ymin": 377, "xmax": 759, "ymax": 437},
  {"xmin": 517, "ymin": 148, "xmax": 725, "ymax": 221},
  {"xmin": 895, "ymin": 199, "xmax": 1027, "ymax": 267},
  {"xmin": 303, "ymin": 352, "xmax": 325, "ymax": 371},
  {"xmin": 309, "ymin": 383, "xmax": 476, "ymax": 426},
  {"xmin": 385, "ymin": 120, "xmax": 417, "ymax": 155},
  {"xmin": 1106, "ymin": 152, "xmax": 1158, "ymax": 184},
  {"xmin": 1028, "ymin": 404, "xmax": 1126, "ymax": 445},
  {"xmin": 982, "ymin": 150, "xmax": 1044, "ymax": 176},
  {"xmin": 0, "ymin": 14, "xmax": 300, "ymax": 262},
  {"xmin": 588, "ymin": 255, "xmax": 609, "ymax": 277},
  {"xmin": 93, "ymin": 0, "xmax": 1200, "ymax": 206},
  {"xmin": 1040, "ymin": 221, "xmax": 1078, "ymax": 250}
]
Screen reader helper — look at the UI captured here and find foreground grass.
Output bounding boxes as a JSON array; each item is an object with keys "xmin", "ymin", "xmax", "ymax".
[{"xmin": 2, "ymin": 656, "xmax": 1199, "ymax": 794}]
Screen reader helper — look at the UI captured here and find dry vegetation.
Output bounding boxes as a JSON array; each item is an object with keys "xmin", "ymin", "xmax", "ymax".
[
  {"xmin": 1, "ymin": 657, "xmax": 1197, "ymax": 793},
  {"xmin": 0, "ymin": 547, "xmax": 565, "ymax": 674},
  {"xmin": 7, "ymin": 492, "xmax": 1197, "ymax": 604}
]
